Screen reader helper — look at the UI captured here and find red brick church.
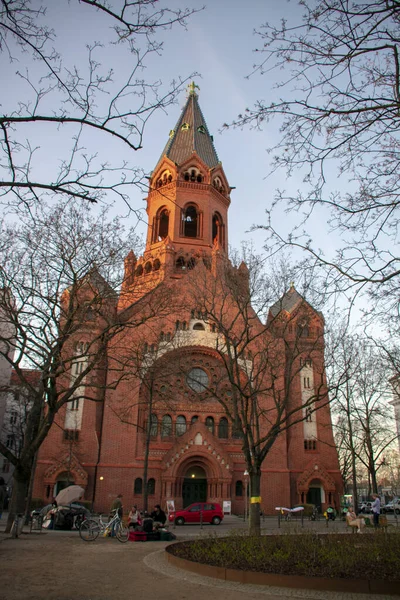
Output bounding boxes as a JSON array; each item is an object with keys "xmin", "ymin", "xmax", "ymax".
[{"xmin": 33, "ymin": 85, "xmax": 342, "ymax": 514}]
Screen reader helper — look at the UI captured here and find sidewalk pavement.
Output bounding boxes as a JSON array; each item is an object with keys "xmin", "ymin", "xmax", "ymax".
[{"xmin": 0, "ymin": 513, "xmax": 399, "ymax": 600}]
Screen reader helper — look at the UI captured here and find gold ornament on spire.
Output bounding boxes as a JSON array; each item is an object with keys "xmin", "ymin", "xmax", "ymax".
[{"xmin": 187, "ymin": 81, "xmax": 200, "ymax": 97}]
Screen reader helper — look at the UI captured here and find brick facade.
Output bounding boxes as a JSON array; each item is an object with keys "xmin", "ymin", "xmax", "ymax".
[{"xmin": 33, "ymin": 87, "xmax": 342, "ymax": 514}]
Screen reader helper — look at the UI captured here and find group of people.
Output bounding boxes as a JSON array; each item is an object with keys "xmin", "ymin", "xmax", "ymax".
[
  {"xmin": 346, "ymin": 494, "xmax": 381, "ymax": 533},
  {"xmin": 128, "ymin": 504, "xmax": 167, "ymax": 531},
  {"xmin": 110, "ymin": 494, "xmax": 167, "ymax": 532}
]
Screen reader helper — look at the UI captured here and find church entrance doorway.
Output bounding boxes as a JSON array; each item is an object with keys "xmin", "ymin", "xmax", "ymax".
[
  {"xmin": 54, "ymin": 472, "xmax": 75, "ymax": 496},
  {"xmin": 182, "ymin": 466, "xmax": 207, "ymax": 507},
  {"xmin": 307, "ymin": 479, "xmax": 324, "ymax": 508}
]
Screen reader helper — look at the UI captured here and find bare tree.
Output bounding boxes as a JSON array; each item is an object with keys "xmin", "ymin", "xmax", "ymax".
[
  {"xmin": 329, "ymin": 327, "xmax": 397, "ymax": 504},
  {"xmin": 183, "ymin": 252, "xmax": 343, "ymax": 535},
  {"xmin": 106, "ymin": 333, "xmax": 184, "ymax": 512},
  {"xmin": 0, "ymin": 0, "xmax": 199, "ymax": 212},
  {"xmin": 0, "ymin": 201, "xmax": 146, "ymax": 531},
  {"xmin": 227, "ymin": 0, "xmax": 400, "ymax": 328}
]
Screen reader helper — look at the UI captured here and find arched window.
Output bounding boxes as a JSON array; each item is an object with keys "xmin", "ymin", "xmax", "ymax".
[
  {"xmin": 183, "ymin": 205, "xmax": 198, "ymax": 238},
  {"xmin": 134, "ymin": 477, "xmax": 143, "ymax": 494},
  {"xmin": 213, "ymin": 176, "xmax": 225, "ymax": 195},
  {"xmin": 144, "ymin": 261, "xmax": 152, "ymax": 274},
  {"xmin": 193, "ymin": 322, "xmax": 205, "ymax": 331},
  {"xmin": 175, "ymin": 320, "xmax": 180, "ymax": 330},
  {"xmin": 153, "ymin": 259, "xmax": 161, "ymax": 271},
  {"xmin": 187, "ymin": 257, "xmax": 196, "ymax": 270},
  {"xmin": 161, "ymin": 414, "xmax": 172, "ymax": 438},
  {"xmin": 232, "ymin": 422, "xmax": 242, "ymax": 439},
  {"xmin": 150, "ymin": 414, "xmax": 158, "ymax": 437},
  {"xmin": 191, "ymin": 415, "xmax": 199, "ymax": 426},
  {"xmin": 176, "ymin": 256, "xmax": 186, "ymax": 270},
  {"xmin": 205, "ymin": 416, "xmax": 214, "ymax": 434},
  {"xmin": 135, "ymin": 265, "xmax": 143, "ymax": 276},
  {"xmin": 176, "ymin": 415, "xmax": 187, "ymax": 437},
  {"xmin": 147, "ymin": 478, "xmax": 155, "ymax": 495},
  {"xmin": 218, "ymin": 417, "xmax": 228, "ymax": 439},
  {"xmin": 158, "ymin": 209, "xmax": 169, "ymax": 240},
  {"xmin": 235, "ymin": 480, "xmax": 243, "ymax": 497},
  {"xmin": 212, "ymin": 213, "xmax": 223, "ymax": 244}
]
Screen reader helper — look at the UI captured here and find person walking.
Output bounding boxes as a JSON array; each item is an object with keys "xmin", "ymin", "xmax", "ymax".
[{"xmin": 371, "ymin": 494, "xmax": 381, "ymax": 528}]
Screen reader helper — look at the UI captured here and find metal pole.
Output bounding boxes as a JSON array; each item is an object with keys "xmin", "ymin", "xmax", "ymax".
[
  {"xmin": 200, "ymin": 510, "xmax": 203, "ymax": 530},
  {"xmin": 278, "ymin": 512, "xmax": 281, "ymax": 529},
  {"xmin": 301, "ymin": 511, "xmax": 304, "ymax": 528}
]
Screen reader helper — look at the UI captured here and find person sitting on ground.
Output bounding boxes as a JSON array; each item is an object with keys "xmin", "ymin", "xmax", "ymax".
[
  {"xmin": 150, "ymin": 504, "xmax": 167, "ymax": 528},
  {"xmin": 142, "ymin": 511, "xmax": 154, "ymax": 533},
  {"xmin": 128, "ymin": 505, "xmax": 141, "ymax": 529},
  {"xmin": 346, "ymin": 505, "xmax": 365, "ymax": 533}
]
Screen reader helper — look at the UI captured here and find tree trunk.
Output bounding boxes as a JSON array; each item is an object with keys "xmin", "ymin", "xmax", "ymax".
[
  {"xmin": 370, "ymin": 465, "xmax": 378, "ymax": 494},
  {"xmin": 248, "ymin": 470, "xmax": 261, "ymax": 536},
  {"xmin": 142, "ymin": 389, "xmax": 154, "ymax": 513},
  {"xmin": 351, "ymin": 447, "xmax": 358, "ymax": 513},
  {"xmin": 6, "ymin": 468, "xmax": 31, "ymax": 533}
]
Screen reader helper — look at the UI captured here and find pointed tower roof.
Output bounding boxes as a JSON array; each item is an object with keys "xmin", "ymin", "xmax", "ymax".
[{"xmin": 155, "ymin": 82, "xmax": 220, "ymax": 170}]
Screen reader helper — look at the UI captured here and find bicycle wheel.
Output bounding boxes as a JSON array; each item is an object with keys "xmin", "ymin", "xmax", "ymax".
[
  {"xmin": 116, "ymin": 522, "xmax": 129, "ymax": 543},
  {"xmin": 79, "ymin": 519, "xmax": 100, "ymax": 541}
]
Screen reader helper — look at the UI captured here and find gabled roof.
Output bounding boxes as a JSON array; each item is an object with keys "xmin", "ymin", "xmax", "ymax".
[
  {"xmin": 269, "ymin": 286, "xmax": 304, "ymax": 318},
  {"xmin": 269, "ymin": 285, "xmax": 324, "ymax": 320},
  {"xmin": 155, "ymin": 83, "xmax": 220, "ymax": 170},
  {"xmin": 85, "ymin": 267, "xmax": 117, "ymax": 300}
]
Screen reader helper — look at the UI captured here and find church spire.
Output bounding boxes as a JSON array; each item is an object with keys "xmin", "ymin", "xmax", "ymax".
[{"xmin": 155, "ymin": 82, "xmax": 220, "ymax": 171}]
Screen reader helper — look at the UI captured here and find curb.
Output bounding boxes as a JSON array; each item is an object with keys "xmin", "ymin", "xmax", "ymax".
[{"xmin": 165, "ymin": 543, "xmax": 400, "ymax": 596}]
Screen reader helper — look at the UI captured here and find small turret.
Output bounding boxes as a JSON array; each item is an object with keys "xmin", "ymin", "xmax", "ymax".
[{"xmin": 123, "ymin": 250, "xmax": 137, "ymax": 289}]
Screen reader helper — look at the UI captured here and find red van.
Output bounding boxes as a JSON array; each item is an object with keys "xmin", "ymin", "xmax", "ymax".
[{"xmin": 168, "ymin": 502, "xmax": 224, "ymax": 525}]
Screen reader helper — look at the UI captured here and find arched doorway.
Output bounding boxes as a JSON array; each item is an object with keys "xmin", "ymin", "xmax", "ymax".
[
  {"xmin": 182, "ymin": 466, "xmax": 207, "ymax": 507},
  {"xmin": 306, "ymin": 479, "xmax": 325, "ymax": 508},
  {"xmin": 53, "ymin": 472, "xmax": 75, "ymax": 497}
]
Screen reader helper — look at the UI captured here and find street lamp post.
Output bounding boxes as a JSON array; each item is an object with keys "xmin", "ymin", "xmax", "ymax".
[{"xmin": 244, "ymin": 470, "xmax": 249, "ymax": 522}]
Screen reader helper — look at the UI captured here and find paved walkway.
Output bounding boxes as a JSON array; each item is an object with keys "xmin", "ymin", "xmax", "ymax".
[{"xmin": 0, "ymin": 515, "xmax": 399, "ymax": 600}]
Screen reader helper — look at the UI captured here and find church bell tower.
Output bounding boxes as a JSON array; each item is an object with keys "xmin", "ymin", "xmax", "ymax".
[{"xmin": 120, "ymin": 83, "xmax": 232, "ymax": 306}]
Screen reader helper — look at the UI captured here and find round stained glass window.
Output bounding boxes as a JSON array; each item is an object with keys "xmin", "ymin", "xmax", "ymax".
[{"xmin": 187, "ymin": 368, "xmax": 209, "ymax": 393}]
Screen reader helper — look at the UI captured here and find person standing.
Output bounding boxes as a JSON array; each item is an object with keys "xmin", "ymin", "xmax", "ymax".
[
  {"xmin": 110, "ymin": 494, "xmax": 123, "ymax": 536},
  {"xmin": 371, "ymin": 494, "xmax": 381, "ymax": 528}
]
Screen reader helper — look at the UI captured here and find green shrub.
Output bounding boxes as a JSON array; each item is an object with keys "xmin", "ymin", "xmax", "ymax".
[{"xmin": 168, "ymin": 531, "xmax": 400, "ymax": 581}]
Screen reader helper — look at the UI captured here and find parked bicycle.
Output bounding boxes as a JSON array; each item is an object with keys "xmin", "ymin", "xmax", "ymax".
[
  {"xmin": 309, "ymin": 506, "xmax": 320, "ymax": 521},
  {"xmin": 79, "ymin": 509, "xmax": 129, "ymax": 542}
]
